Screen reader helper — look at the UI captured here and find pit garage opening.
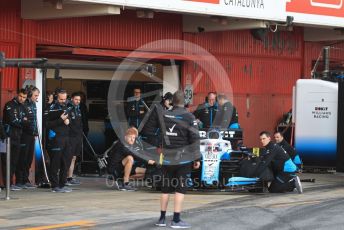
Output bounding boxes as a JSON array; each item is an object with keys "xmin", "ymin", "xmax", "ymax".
[{"xmin": 44, "ymin": 58, "xmax": 180, "ymax": 174}]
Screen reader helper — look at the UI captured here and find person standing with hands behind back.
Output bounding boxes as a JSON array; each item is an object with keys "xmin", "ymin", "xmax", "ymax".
[
  {"xmin": 142, "ymin": 90, "xmax": 201, "ymax": 228},
  {"xmin": 45, "ymin": 89, "xmax": 72, "ymax": 193}
]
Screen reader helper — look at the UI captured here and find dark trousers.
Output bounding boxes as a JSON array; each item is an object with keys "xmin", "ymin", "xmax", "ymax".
[
  {"xmin": 268, "ymin": 172, "xmax": 295, "ymax": 193},
  {"xmin": 49, "ymin": 137, "xmax": 69, "ymax": 188},
  {"xmin": 16, "ymin": 133, "xmax": 35, "ymax": 184},
  {"xmin": 1, "ymin": 138, "xmax": 21, "ymax": 185}
]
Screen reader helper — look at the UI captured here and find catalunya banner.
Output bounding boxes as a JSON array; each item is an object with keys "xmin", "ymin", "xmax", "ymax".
[{"xmin": 74, "ymin": 0, "xmax": 344, "ymax": 27}]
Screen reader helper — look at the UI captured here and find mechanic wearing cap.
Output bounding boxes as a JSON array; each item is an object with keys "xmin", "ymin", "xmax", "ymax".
[
  {"xmin": 161, "ymin": 92, "xmax": 173, "ymax": 110},
  {"xmin": 193, "ymin": 92, "xmax": 218, "ymax": 129},
  {"xmin": 142, "ymin": 90, "xmax": 201, "ymax": 228},
  {"xmin": 259, "ymin": 131, "xmax": 302, "ymax": 193},
  {"xmin": 216, "ymin": 94, "xmax": 239, "ymax": 129},
  {"xmin": 16, "ymin": 86, "xmax": 40, "ymax": 189},
  {"xmin": 127, "ymin": 88, "xmax": 148, "ymax": 128},
  {"xmin": 45, "ymin": 89, "xmax": 72, "ymax": 193},
  {"xmin": 274, "ymin": 131, "xmax": 302, "ymax": 170}
]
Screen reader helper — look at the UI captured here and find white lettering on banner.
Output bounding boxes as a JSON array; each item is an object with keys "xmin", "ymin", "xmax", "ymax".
[{"xmin": 224, "ymin": 0, "xmax": 264, "ymax": 9}]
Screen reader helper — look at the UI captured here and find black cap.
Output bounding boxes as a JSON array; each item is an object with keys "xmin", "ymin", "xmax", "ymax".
[{"xmin": 163, "ymin": 92, "xmax": 173, "ymax": 101}]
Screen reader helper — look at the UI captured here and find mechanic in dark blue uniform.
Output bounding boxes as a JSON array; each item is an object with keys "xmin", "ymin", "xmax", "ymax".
[
  {"xmin": 127, "ymin": 88, "xmax": 147, "ymax": 128},
  {"xmin": 259, "ymin": 131, "xmax": 302, "ymax": 194},
  {"xmin": 161, "ymin": 92, "xmax": 173, "ymax": 110},
  {"xmin": 274, "ymin": 131, "xmax": 302, "ymax": 170},
  {"xmin": 193, "ymin": 92, "xmax": 218, "ymax": 129},
  {"xmin": 45, "ymin": 89, "xmax": 72, "ymax": 193},
  {"xmin": 2, "ymin": 89, "xmax": 28, "ymax": 191},
  {"xmin": 142, "ymin": 90, "xmax": 201, "ymax": 229},
  {"xmin": 16, "ymin": 86, "xmax": 40, "ymax": 189},
  {"xmin": 66, "ymin": 92, "xmax": 83, "ymax": 186},
  {"xmin": 107, "ymin": 127, "xmax": 155, "ymax": 191}
]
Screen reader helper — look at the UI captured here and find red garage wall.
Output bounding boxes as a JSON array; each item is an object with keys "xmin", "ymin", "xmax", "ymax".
[
  {"xmin": 183, "ymin": 29, "xmax": 304, "ymax": 146},
  {"xmin": 36, "ymin": 11, "xmax": 183, "ymax": 53},
  {"xmin": 0, "ymin": 0, "xmax": 21, "ymax": 112},
  {"xmin": 2, "ymin": 0, "xmax": 344, "ymax": 148}
]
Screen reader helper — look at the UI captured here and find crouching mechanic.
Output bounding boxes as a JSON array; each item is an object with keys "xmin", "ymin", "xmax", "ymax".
[
  {"xmin": 107, "ymin": 127, "xmax": 155, "ymax": 191},
  {"xmin": 274, "ymin": 131, "xmax": 302, "ymax": 170},
  {"xmin": 259, "ymin": 131, "xmax": 302, "ymax": 194},
  {"xmin": 142, "ymin": 90, "xmax": 201, "ymax": 229}
]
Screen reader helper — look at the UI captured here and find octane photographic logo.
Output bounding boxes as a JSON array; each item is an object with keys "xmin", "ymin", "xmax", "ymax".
[{"xmin": 107, "ymin": 39, "xmax": 233, "ymax": 166}]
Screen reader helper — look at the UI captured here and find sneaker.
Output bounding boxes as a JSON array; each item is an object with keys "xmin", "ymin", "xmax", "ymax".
[
  {"xmin": 155, "ymin": 218, "xmax": 166, "ymax": 227},
  {"xmin": 113, "ymin": 180, "xmax": 122, "ymax": 190},
  {"xmin": 51, "ymin": 187, "xmax": 65, "ymax": 193},
  {"xmin": 294, "ymin": 176, "xmax": 303, "ymax": 194},
  {"xmin": 60, "ymin": 186, "xmax": 72, "ymax": 193},
  {"xmin": 10, "ymin": 185, "xmax": 22, "ymax": 191},
  {"xmin": 170, "ymin": 220, "xmax": 191, "ymax": 229},
  {"xmin": 16, "ymin": 183, "xmax": 28, "ymax": 189},
  {"xmin": 120, "ymin": 183, "xmax": 136, "ymax": 191},
  {"xmin": 24, "ymin": 183, "xmax": 37, "ymax": 189},
  {"xmin": 66, "ymin": 178, "xmax": 81, "ymax": 186}
]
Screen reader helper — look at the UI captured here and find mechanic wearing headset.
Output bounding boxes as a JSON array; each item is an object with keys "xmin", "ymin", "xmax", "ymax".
[
  {"xmin": 142, "ymin": 90, "xmax": 201, "ymax": 228},
  {"xmin": 45, "ymin": 89, "xmax": 72, "ymax": 193},
  {"xmin": 161, "ymin": 92, "xmax": 173, "ymax": 110},
  {"xmin": 16, "ymin": 86, "xmax": 40, "ymax": 189},
  {"xmin": 193, "ymin": 92, "xmax": 218, "ymax": 129}
]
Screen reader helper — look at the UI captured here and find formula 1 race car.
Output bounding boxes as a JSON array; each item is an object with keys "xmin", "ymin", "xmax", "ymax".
[{"xmin": 190, "ymin": 129, "xmax": 266, "ymax": 192}]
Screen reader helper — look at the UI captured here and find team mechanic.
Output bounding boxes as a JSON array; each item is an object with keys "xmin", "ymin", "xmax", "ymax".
[
  {"xmin": 193, "ymin": 92, "xmax": 218, "ymax": 129},
  {"xmin": 45, "ymin": 89, "xmax": 72, "ymax": 193},
  {"xmin": 66, "ymin": 92, "xmax": 83, "ymax": 186},
  {"xmin": 142, "ymin": 90, "xmax": 201, "ymax": 229},
  {"xmin": 16, "ymin": 86, "xmax": 40, "ymax": 189},
  {"xmin": 2, "ymin": 89, "xmax": 28, "ymax": 191},
  {"xmin": 127, "ymin": 88, "xmax": 147, "ymax": 128}
]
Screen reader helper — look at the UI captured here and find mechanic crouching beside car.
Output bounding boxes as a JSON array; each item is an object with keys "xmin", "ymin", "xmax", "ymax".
[{"xmin": 259, "ymin": 131, "xmax": 302, "ymax": 194}]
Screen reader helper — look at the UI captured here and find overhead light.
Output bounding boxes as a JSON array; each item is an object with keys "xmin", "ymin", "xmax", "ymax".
[
  {"xmin": 136, "ymin": 10, "xmax": 154, "ymax": 19},
  {"xmin": 43, "ymin": 0, "xmax": 63, "ymax": 10},
  {"xmin": 210, "ymin": 16, "xmax": 228, "ymax": 25},
  {"xmin": 55, "ymin": 0, "xmax": 63, "ymax": 10}
]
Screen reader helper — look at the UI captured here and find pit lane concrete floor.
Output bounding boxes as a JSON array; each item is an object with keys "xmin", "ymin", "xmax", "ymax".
[{"xmin": 0, "ymin": 173, "xmax": 344, "ymax": 230}]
